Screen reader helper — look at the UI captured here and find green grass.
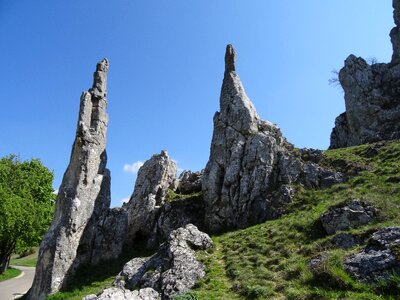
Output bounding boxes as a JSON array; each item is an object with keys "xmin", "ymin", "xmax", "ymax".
[
  {"xmin": 0, "ymin": 267, "xmax": 22, "ymax": 282},
  {"xmin": 165, "ymin": 189, "xmax": 202, "ymax": 202},
  {"xmin": 10, "ymin": 247, "xmax": 38, "ymax": 267}
]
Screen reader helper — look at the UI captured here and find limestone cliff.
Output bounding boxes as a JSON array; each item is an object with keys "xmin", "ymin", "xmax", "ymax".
[{"xmin": 330, "ymin": 0, "xmax": 400, "ymax": 149}]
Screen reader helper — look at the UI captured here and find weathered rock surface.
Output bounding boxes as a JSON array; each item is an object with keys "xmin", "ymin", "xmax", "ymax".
[
  {"xmin": 176, "ymin": 170, "xmax": 203, "ymax": 194},
  {"xmin": 202, "ymin": 44, "xmax": 343, "ymax": 232},
  {"xmin": 345, "ymin": 227, "xmax": 400, "ymax": 283},
  {"xmin": 330, "ymin": 1, "xmax": 400, "ymax": 149},
  {"xmin": 29, "ymin": 59, "xmax": 126, "ymax": 300},
  {"xmin": 320, "ymin": 199, "xmax": 378, "ymax": 235},
  {"xmin": 83, "ymin": 287, "xmax": 160, "ymax": 300},
  {"xmin": 331, "ymin": 233, "xmax": 361, "ymax": 249},
  {"xmin": 147, "ymin": 194, "xmax": 205, "ymax": 248},
  {"xmin": 88, "ymin": 224, "xmax": 212, "ymax": 300},
  {"xmin": 124, "ymin": 150, "xmax": 177, "ymax": 245}
]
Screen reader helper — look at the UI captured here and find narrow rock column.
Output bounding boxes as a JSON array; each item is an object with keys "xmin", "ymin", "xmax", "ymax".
[{"xmin": 28, "ymin": 59, "xmax": 111, "ymax": 300}]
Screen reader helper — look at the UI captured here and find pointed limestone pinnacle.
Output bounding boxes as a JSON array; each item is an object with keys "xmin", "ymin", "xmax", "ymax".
[{"xmin": 225, "ymin": 44, "xmax": 236, "ymax": 73}]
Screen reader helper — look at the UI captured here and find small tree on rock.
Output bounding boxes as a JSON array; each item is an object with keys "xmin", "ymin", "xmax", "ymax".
[{"xmin": 0, "ymin": 155, "xmax": 54, "ymax": 274}]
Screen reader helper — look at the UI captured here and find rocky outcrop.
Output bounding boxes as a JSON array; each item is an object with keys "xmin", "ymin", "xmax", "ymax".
[
  {"xmin": 320, "ymin": 199, "xmax": 378, "ymax": 235},
  {"xmin": 330, "ymin": 1, "xmax": 400, "ymax": 149},
  {"xmin": 124, "ymin": 151, "xmax": 177, "ymax": 245},
  {"xmin": 202, "ymin": 45, "xmax": 343, "ymax": 232},
  {"xmin": 176, "ymin": 170, "xmax": 203, "ymax": 194},
  {"xmin": 29, "ymin": 59, "xmax": 126, "ymax": 300},
  {"xmin": 87, "ymin": 224, "xmax": 213, "ymax": 300},
  {"xmin": 345, "ymin": 227, "xmax": 400, "ymax": 283}
]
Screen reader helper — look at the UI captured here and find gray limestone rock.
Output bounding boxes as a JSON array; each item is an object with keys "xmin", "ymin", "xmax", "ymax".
[
  {"xmin": 330, "ymin": 1, "xmax": 400, "ymax": 148},
  {"xmin": 83, "ymin": 287, "xmax": 160, "ymax": 300},
  {"xmin": 147, "ymin": 194, "xmax": 204, "ymax": 248},
  {"xmin": 176, "ymin": 170, "xmax": 203, "ymax": 194},
  {"xmin": 202, "ymin": 45, "xmax": 343, "ymax": 232},
  {"xmin": 124, "ymin": 150, "xmax": 177, "ymax": 245},
  {"xmin": 320, "ymin": 199, "xmax": 378, "ymax": 235},
  {"xmin": 345, "ymin": 227, "xmax": 400, "ymax": 283},
  {"xmin": 29, "ymin": 59, "xmax": 126, "ymax": 300},
  {"xmin": 331, "ymin": 233, "xmax": 361, "ymax": 249},
  {"xmin": 112, "ymin": 224, "xmax": 213, "ymax": 300}
]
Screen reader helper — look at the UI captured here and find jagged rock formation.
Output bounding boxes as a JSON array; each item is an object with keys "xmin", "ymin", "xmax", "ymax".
[
  {"xmin": 124, "ymin": 151, "xmax": 177, "ymax": 245},
  {"xmin": 330, "ymin": 1, "xmax": 400, "ymax": 149},
  {"xmin": 86, "ymin": 224, "xmax": 213, "ymax": 300},
  {"xmin": 29, "ymin": 59, "xmax": 127, "ymax": 300},
  {"xmin": 176, "ymin": 170, "xmax": 203, "ymax": 194},
  {"xmin": 320, "ymin": 199, "xmax": 378, "ymax": 235},
  {"xmin": 202, "ymin": 45, "xmax": 343, "ymax": 232},
  {"xmin": 345, "ymin": 227, "xmax": 400, "ymax": 283}
]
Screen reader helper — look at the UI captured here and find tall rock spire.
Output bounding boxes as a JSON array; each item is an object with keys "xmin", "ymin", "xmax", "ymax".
[
  {"xmin": 28, "ymin": 59, "xmax": 119, "ymax": 300},
  {"xmin": 202, "ymin": 45, "xmax": 342, "ymax": 232}
]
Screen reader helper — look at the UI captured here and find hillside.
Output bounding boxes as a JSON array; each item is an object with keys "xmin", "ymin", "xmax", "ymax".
[{"xmin": 179, "ymin": 141, "xmax": 400, "ymax": 299}]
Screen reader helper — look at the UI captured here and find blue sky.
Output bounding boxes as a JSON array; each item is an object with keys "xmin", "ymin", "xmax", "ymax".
[{"xmin": 0, "ymin": 0, "xmax": 393, "ymax": 207}]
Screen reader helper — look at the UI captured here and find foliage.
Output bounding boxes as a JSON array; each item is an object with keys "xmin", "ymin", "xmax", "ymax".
[
  {"xmin": 0, "ymin": 267, "xmax": 22, "ymax": 282},
  {"xmin": 10, "ymin": 247, "xmax": 38, "ymax": 267},
  {"xmin": 0, "ymin": 155, "xmax": 54, "ymax": 273}
]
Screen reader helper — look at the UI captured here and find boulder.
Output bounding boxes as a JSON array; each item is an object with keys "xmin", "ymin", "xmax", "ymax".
[
  {"xmin": 330, "ymin": 1, "xmax": 400, "ymax": 148},
  {"xmin": 29, "ymin": 59, "xmax": 126, "ymax": 300},
  {"xmin": 124, "ymin": 150, "xmax": 177, "ymax": 245},
  {"xmin": 113, "ymin": 224, "xmax": 213, "ymax": 300},
  {"xmin": 202, "ymin": 44, "xmax": 343, "ymax": 232},
  {"xmin": 345, "ymin": 227, "xmax": 400, "ymax": 283},
  {"xmin": 83, "ymin": 287, "xmax": 160, "ymax": 300},
  {"xmin": 320, "ymin": 199, "xmax": 378, "ymax": 235}
]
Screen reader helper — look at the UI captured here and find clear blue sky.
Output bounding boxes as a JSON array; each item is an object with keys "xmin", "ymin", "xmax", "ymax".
[{"xmin": 0, "ymin": 0, "xmax": 393, "ymax": 207}]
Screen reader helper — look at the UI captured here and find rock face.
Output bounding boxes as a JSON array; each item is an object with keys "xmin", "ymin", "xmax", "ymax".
[
  {"xmin": 202, "ymin": 45, "xmax": 343, "ymax": 232},
  {"xmin": 345, "ymin": 227, "xmax": 400, "ymax": 283},
  {"xmin": 330, "ymin": 1, "xmax": 400, "ymax": 149},
  {"xmin": 147, "ymin": 194, "xmax": 205, "ymax": 248},
  {"xmin": 88, "ymin": 224, "xmax": 213, "ymax": 300},
  {"xmin": 320, "ymin": 199, "xmax": 378, "ymax": 235},
  {"xmin": 29, "ymin": 59, "xmax": 126, "ymax": 300},
  {"xmin": 124, "ymin": 151, "xmax": 177, "ymax": 245},
  {"xmin": 176, "ymin": 170, "xmax": 203, "ymax": 194}
]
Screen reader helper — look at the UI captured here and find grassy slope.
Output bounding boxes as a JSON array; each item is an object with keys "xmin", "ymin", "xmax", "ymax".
[
  {"xmin": 182, "ymin": 140, "xmax": 400, "ymax": 299},
  {"xmin": 0, "ymin": 267, "xmax": 22, "ymax": 282},
  {"xmin": 10, "ymin": 248, "xmax": 38, "ymax": 267}
]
